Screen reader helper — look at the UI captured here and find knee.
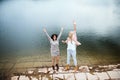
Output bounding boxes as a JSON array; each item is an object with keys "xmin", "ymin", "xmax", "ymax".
[
  {"xmin": 56, "ymin": 58, "xmax": 59, "ymax": 62},
  {"xmin": 52, "ymin": 57, "xmax": 55, "ymax": 61}
]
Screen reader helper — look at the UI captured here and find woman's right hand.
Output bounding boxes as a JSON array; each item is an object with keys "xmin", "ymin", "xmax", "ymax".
[
  {"xmin": 62, "ymin": 40, "xmax": 65, "ymax": 43},
  {"xmin": 61, "ymin": 27, "xmax": 64, "ymax": 31},
  {"xmin": 73, "ymin": 20, "xmax": 76, "ymax": 25},
  {"xmin": 43, "ymin": 28, "xmax": 46, "ymax": 32}
]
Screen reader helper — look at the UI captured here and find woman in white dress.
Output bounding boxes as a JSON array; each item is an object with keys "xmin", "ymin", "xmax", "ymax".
[{"xmin": 43, "ymin": 27, "xmax": 63, "ymax": 71}]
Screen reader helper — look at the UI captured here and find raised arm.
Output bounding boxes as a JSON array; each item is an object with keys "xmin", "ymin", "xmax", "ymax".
[
  {"xmin": 73, "ymin": 20, "xmax": 76, "ymax": 32},
  {"xmin": 73, "ymin": 21, "xmax": 82, "ymax": 46},
  {"xmin": 57, "ymin": 27, "xmax": 64, "ymax": 40},
  {"xmin": 72, "ymin": 21, "xmax": 77, "ymax": 41},
  {"xmin": 43, "ymin": 28, "xmax": 51, "ymax": 41}
]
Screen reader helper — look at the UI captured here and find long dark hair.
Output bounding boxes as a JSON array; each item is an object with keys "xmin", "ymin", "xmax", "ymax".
[{"xmin": 51, "ymin": 34, "xmax": 58, "ymax": 41}]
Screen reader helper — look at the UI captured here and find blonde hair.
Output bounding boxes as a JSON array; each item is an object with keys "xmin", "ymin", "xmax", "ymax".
[{"xmin": 68, "ymin": 31, "xmax": 74, "ymax": 43}]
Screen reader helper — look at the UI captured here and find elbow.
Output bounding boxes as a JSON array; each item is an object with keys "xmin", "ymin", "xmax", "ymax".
[{"xmin": 76, "ymin": 42, "xmax": 81, "ymax": 46}]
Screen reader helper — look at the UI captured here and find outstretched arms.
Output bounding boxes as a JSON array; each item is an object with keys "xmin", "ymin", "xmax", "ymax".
[
  {"xmin": 57, "ymin": 27, "xmax": 64, "ymax": 40},
  {"xmin": 43, "ymin": 27, "xmax": 63, "ymax": 41},
  {"xmin": 43, "ymin": 28, "xmax": 51, "ymax": 41}
]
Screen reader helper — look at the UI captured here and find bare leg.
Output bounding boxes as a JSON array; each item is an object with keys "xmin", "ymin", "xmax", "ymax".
[
  {"xmin": 52, "ymin": 56, "xmax": 55, "ymax": 65},
  {"xmin": 56, "ymin": 55, "xmax": 60, "ymax": 64},
  {"xmin": 52, "ymin": 56, "xmax": 55, "ymax": 70},
  {"xmin": 55, "ymin": 55, "xmax": 60, "ymax": 71}
]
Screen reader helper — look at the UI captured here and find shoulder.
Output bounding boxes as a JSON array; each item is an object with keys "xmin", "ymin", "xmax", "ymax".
[{"xmin": 50, "ymin": 39, "xmax": 53, "ymax": 42}]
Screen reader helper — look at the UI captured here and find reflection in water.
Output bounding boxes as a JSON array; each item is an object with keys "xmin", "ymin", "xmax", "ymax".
[
  {"xmin": 0, "ymin": 0, "xmax": 120, "ymax": 75},
  {"xmin": 0, "ymin": 0, "xmax": 120, "ymax": 56}
]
